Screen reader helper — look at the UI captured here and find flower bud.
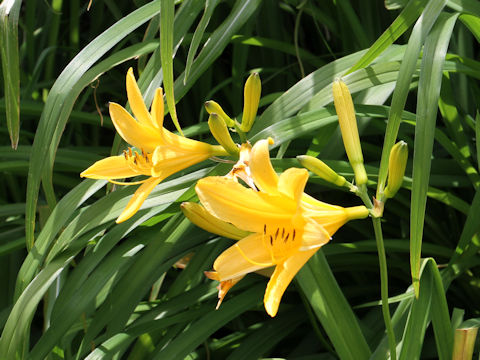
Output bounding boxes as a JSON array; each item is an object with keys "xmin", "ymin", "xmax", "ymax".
[
  {"xmin": 384, "ymin": 141, "xmax": 408, "ymax": 199},
  {"xmin": 240, "ymin": 73, "xmax": 261, "ymax": 133},
  {"xmin": 205, "ymin": 100, "xmax": 235, "ymax": 127},
  {"xmin": 332, "ymin": 79, "xmax": 368, "ymax": 186},
  {"xmin": 208, "ymin": 114, "xmax": 239, "ymax": 155},
  {"xmin": 297, "ymin": 155, "xmax": 346, "ymax": 187},
  {"xmin": 180, "ymin": 202, "xmax": 249, "ymax": 240}
]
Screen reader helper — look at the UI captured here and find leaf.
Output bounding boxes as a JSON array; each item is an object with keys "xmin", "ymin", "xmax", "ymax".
[
  {"xmin": 25, "ymin": 0, "xmax": 162, "ymax": 250},
  {"xmin": 296, "ymin": 251, "xmax": 371, "ymax": 360},
  {"xmin": 184, "ymin": 0, "xmax": 220, "ymax": 84},
  {"xmin": 410, "ymin": 12, "xmax": 458, "ymax": 296},
  {"xmin": 160, "ymin": 0, "xmax": 183, "ymax": 135},
  {"xmin": 376, "ymin": 0, "xmax": 447, "ymax": 199},
  {"xmin": 346, "ymin": 0, "xmax": 427, "ymax": 75},
  {"xmin": 0, "ymin": 0, "xmax": 22, "ymax": 149}
]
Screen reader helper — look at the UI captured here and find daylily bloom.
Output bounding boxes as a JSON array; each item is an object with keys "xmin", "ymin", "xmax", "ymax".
[
  {"xmin": 195, "ymin": 139, "xmax": 369, "ymax": 317},
  {"xmin": 81, "ymin": 68, "xmax": 228, "ymax": 223}
]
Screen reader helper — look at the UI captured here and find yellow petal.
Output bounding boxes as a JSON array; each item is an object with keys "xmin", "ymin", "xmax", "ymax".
[
  {"xmin": 301, "ymin": 195, "xmax": 368, "ymax": 236},
  {"xmin": 213, "ymin": 233, "xmax": 274, "ymax": 280},
  {"xmin": 109, "ymin": 102, "xmax": 163, "ymax": 152},
  {"xmin": 299, "ymin": 217, "xmax": 331, "ymax": 251},
  {"xmin": 214, "ymin": 276, "xmax": 244, "ymax": 309},
  {"xmin": 80, "ymin": 155, "xmax": 139, "ymax": 179},
  {"xmin": 150, "ymin": 87, "xmax": 165, "ymax": 130},
  {"xmin": 116, "ymin": 176, "xmax": 162, "ymax": 223},
  {"xmin": 180, "ymin": 202, "xmax": 250, "ymax": 240},
  {"xmin": 250, "ymin": 138, "xmax": 278, "ymax": 194},
  {"xmin": 162, "ymin": 128, "xmax": 217, "ymax": 154},
  {"xmin": 151, "ymin": 146, "xmax": 211, "ymax": 178},
  {"xmin": 263, "ymin": 248, "xmax": 317, "ymax": 317},
  {"xmin": 196, "ymin": 176, "xmax": 294, "ymax": 233},
  {"xmin": 277, "ymin": 168, "xmax": 309, "ymax": 203},
  {"xmin": 126, "ymin": 67, "xmax": 154, "ymax": 128}
]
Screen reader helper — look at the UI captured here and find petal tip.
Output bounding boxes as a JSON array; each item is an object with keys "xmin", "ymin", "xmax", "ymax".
[{"xmin": 205, "ymin": 271, "xmax": 220, "ymax": 281}]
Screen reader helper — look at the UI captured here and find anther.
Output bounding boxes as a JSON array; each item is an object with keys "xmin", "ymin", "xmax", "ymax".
[
  {"xmin": 274, "ymin": 228, "xmax": 279, "ymax": 240},
  {"xmin": 263, "ymin": 224, "xmax": 266, "ymax": 234},
  {"xmin": 284, "ymin": 233, "xmax": 290, "ymax": 243},
  {"xmin": 269, "ymin": 235, "xmax": 273, "ymax": 246},
  {"xmin": 293, "ymin": 229, "xmax": 296, "ymax": 240},
  {"xmin": 281, "ymin": 228, "xmax": 285, "ymax": 239},
  {"xmin": 128, "ymin": 148, "xmax": 133, "ymax": 157},
  {"xmin": 123, "ymin": 150, "xmax": 128, "ymax": 160}
]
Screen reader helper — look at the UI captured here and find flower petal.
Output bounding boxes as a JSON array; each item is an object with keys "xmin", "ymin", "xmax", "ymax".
[
  {"xmin": 196, "ymin": 176, "xmax": 294, "ymax": 233},
  {"xmin": 277, "ymin": 168, "xmax": 309, "ymax": 202},
  {"xmin": 213, "ymin": 233, "xmax": 274, "ymax": 281},
  {"xmin": 116, "ymin": 176, "xmax": 162, "ymax": 223},
  {"xmin": 109, "ymin": 102, "xmax": 163, "ymax": 152},
  {"xmin": 250, "ymin": 138, "xmax": 278, "ymax": 194},
  {"xmin": 299, "ymin": 217, "xmax": 331, "ymax": 251},
  {"xmin": 263, "ymin": 248, "xmax": 317, "ymax": 317},
  {"xmin": 301, "ymin": 194, "xmax": 368, "ymax": 236},
  {"xmin": 126, "ymin": 68, "xmax": 154, "ymax": 128},
  {"xmin": 151, "ymin": 87, "xmax": 165, "ymax": 129},
  {"xmin": 151, "ymin": 146, "xmax": 211, "ymax": 178},
  {"xmin": 80, "ymin": 155, "xmax": 139, "ymax": 179}
]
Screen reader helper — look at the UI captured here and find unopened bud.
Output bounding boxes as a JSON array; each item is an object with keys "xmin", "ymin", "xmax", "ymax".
[
  {"xmin": 180, "ymin": 202, "xmax": 249, "ymax": 240},
  {"xmin": 384, "ymin": 141, "xmax": 408, "ymax": 199},
  {"xmin": 332, "ymin": 79, "xmax": 368, "ymax": 186},
  {"xmin": 205, "ymin": 101, "xmax": 235, "ymax": 127},
  {"xmin": 240, "ymin": 73, "xmax": 261, "ymax": 133},
  {"xmin": 208, "ymin": 114, "xmax": 239, "ymax": 155},
  {"xmin": 297, "ymin": 155, "xmax": 346, "ymax": 187}
]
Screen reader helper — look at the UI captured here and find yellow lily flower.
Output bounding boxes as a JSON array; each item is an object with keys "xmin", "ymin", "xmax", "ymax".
[
  {"xmin": 196, "ymin": 139, "xmax": 369, "ymax": 317},
  {"xmin": 81, "ymin": 68, "xmax": 227, "ymax": 223}
]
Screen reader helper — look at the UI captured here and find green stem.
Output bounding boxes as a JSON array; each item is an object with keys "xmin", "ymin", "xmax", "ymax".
[
  {"xmin": 356, "ymin": 183, "xmax": 396, "ymax": 359},
  {"xmin": 372, "ymin": 217, "xmax": 396, "ymax": 360},
  {"xmin": 355, "ymin": 183, "xmax": 373, "ymax": 208},
  {"xmin": 235, "ymin": 123, "xmax": 248, "ymax": 143}
]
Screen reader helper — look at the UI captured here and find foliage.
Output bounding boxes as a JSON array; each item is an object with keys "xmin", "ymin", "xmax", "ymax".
[{"xmin": 1, "ymin": 0, "xmax": 480, "ymax": 359}]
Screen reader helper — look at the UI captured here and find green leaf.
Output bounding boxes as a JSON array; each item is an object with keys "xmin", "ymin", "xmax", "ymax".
[
  {"xmin": 296, "ymin": 251, "xmax": 371, "ymax": 360},
  {"xmin": 160, "ymin": 0, "xmax": 183, "ymax": 135},
  {"xmin": 152, "ymin": 284, "xmax": 264, "ymax": 360},
  {"xmin": 410, "ymin": 12, "xmax": 458, "ymax": 295},
  {"xmin": 25, "ymin": 0, "xmax": 161, "ymax": 250},
  {"xmin": 184, "ymin": 0, "xmax": 220, "ymax": 84},
  {"xmin": 174, "ymin": 0, "xmax": 262, "ymax": 100},
  {"xmin": 346, "ymin": 0, "xmax": 427, "ymax": 75},
  {"xmin": 0, "ymin": 0, "xmax": 22, "ymax": 149},
  {"xmin": 0, "ymin": 251, "xmax": 75, "ymax": 359},
  {"xmin": 429, "ymin": 260, "xmax": 454, "ymax": 360},
  {"xmin": 449, "ymin": 187, "xmax": 480, "ymax": 266},
  {"xmin": 376, "ymin": 0, "xmax": 447, "ymax": 199}
]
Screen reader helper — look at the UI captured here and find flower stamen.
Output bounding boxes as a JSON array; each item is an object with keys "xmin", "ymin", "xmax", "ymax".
[{"xmin": 234, "ymin": 242, "xmax": 272, "ymax": 267}]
